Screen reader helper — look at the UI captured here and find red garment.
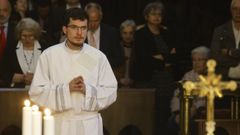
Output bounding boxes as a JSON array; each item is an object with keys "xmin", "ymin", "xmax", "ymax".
[{"xmin": 0, "ymin": 25, "xmax": 6, "ymax": 61}]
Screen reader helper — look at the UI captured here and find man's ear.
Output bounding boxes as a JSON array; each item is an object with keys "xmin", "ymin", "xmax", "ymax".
[
  {"xmin": 62, "ymin": 26, "xmax": 67, "ymax": 35},
  {"xmin": 144, "ymin": 14, "xmax": 148, "ymax": 20}
]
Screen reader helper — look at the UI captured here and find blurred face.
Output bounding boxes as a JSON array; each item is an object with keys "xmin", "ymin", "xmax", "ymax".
[
  {"xmin": 63, "ymin": 18, "xmax": 88, "ymax": 49},
  {"xmin": 232, "ymin": 1, "xmax": 240, "ymax": 23},
  {"xmin": 15, "ymin": 0, "xmax": 28, "ymax": 13},
  {"xmin": 146, "ymin": 9, "xmax": 162, "ymax": 26},
  {"xmin": 192, "ymin": 53, "xmax": 207, "ymax": 74},
  {"xmin": 121, "ymin": 26, "xmax": 135, "ymax": 44},
  {"xmin": 0, "ymin": 1, "xmax": 11, "ymax": 24},
  {"xmin": 87, "ymin": 8, "xmax": 101, "ymax": 32},
  {"xmin": 21, "ymin": 30, "xmax": 35, "ymax": 47},
  {"xmin": 38, "ymin": 6, "xmax": 50, "ymax": 18},
  {"xmin": 66, "ymin": 0, "xmax": 79, "ymax": 5}
]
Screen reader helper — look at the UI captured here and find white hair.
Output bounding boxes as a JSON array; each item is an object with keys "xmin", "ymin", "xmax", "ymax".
[
  {"xmin": 120, "ymin": 19, "xmax": 136, "ymax": 32},
  {"xmin": 191, "ymin": 46, "xmax": 210, "ymax": 58}
]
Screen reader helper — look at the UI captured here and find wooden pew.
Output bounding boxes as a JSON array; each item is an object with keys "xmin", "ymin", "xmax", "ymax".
[
  {"xmin": 101, "ymin": 88, "xmax": 156, "ymax": 135},
  {"xmin": 0, "ymin": 89, "xmax": 29, "ymax": 132}
]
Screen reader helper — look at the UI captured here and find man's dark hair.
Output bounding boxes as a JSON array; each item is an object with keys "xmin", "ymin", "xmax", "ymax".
[{"xmin": 63, "ymin": 8, "xmax": 88, "ymax": 26}]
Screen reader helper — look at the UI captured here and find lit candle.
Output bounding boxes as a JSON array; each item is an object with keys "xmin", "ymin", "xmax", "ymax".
[
  {"xmin": 22, "ymin": 100, "xmax": 32, "ymax": 135},
  {"xmin": 32, "ymin": 105, "xmax": 42, "ymax": 135},
  {"xmin": 44, "ymin": 108, "xmax": 55, "ymax": 135}
]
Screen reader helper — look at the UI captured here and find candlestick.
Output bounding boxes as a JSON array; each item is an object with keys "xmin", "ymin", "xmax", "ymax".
[
  {"xmin": 32, "ymin": 105, "xmax": 42, "ymax": 135},
  {"xmin": 44, "ymin": 108, "xmax": 55, "ymax": 135},
  {"xmin": 22, "ymin": 100, "xmax": 32, "ymax": 135}
]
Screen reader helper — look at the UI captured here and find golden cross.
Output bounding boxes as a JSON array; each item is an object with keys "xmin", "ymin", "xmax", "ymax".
[{"xmin": 183, "ymin": 59, "xmax": 237, "ymax": 135}]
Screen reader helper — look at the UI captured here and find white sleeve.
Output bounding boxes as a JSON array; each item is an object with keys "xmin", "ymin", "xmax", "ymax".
[
  {"xmin": 82, "ymin": 56, "xmax": 118, "ymax": 111},
  {"xmin": 29, "ymin": 52, "xmax": 72, "ymax": 112}
]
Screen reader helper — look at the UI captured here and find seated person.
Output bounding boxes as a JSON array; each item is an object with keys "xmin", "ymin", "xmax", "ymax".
[
  {"xmin": 167, "ymin": 46, "xmax": 210, "ymax": 135},
  {"xmin": 1, "ymin": 18, "xmax": 48, "ymax": 88}
]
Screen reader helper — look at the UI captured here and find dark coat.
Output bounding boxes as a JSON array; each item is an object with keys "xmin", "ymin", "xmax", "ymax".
[
  {"xmin": 1, "ymin": 40, "xmax": 48, "ymax": 88},
  {"xmin": 211, "ymin": 21, "xmax": 240, "ymax": 79},
  {"xmin": 99, "ymin": 23, "xmax": 124, "ymax": 68},
  {"xmin": 131, "ymin": 25, "xmax": 171, "ymax": 82}
]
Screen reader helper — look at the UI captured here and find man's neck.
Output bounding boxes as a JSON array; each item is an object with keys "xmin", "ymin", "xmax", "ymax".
[
  {"xmin": 66, "ymin": 41, "xmax": 82, "ymax": 50},
  {"xmin": 233, "ymin": 21, "xmax": 240, "ymax": 30}
]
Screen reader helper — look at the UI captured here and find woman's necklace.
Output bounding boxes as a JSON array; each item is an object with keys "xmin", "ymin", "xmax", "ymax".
[{"xmin": 23, "ymin": 50, "xmax": 34, "ymax": 73}]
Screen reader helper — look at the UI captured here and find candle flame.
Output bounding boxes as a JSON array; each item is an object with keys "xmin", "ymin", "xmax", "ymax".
[
  {"xmin": 24, "ymin": 100, "xmax": 30, "ymax": 107},
  {"xmin": 44, "ymin": 108, "xmax": 51, "ymax": 116},
  {"xmin": 32, "ymin": 105, "xmax": 39, "ymax": 111}
]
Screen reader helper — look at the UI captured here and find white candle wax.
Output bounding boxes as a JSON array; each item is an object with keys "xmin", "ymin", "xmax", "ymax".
[
  {"xmin": 44, "ymin": 109, "xmax": 55, "ymax": 135},
  {"xmin": 32, "ymin": 105, "xmax": 42, "ymax": 135},
  {"xmin": 22, "ymin": 100, "xmax": 32, "ymax": 135}
]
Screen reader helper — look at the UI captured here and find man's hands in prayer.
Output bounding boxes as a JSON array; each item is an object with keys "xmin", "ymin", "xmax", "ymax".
[{"xmin": 69, "ymin": 76, "xmax": 86, "ymax": 94}]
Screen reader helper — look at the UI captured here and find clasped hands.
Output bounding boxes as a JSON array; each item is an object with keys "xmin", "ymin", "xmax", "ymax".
[
  {"xmin": 24, "ymin": 72, "xmax": 33, "ymax": 85},
  {"xmin": 69, "ymin": 76, "xmax": 86, "ymax": 94},
  {"xmin": 12, "ymin": 72, "xmax": 33, "ymax": 85}
]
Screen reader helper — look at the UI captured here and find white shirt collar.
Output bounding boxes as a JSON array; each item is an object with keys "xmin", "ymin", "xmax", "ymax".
[
  {"xmin": 66, "ymin": 3, "xmax": 81, "ymax": 9},
  {"xmin": 87, "ymin": 26, "xmax": 100, "ymax": 49},
  {"xmin": 232, "ymin": 21, "xmax": 240, "ymax": 48},
  {"xmin": 1, "ymin": 22, "xmax": 8, "ymax": 36}
]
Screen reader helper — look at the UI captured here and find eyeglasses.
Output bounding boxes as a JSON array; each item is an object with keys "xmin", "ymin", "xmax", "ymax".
[{"xmin": 67, "ymin": 25, "xmax": 87, "ymax": 32}]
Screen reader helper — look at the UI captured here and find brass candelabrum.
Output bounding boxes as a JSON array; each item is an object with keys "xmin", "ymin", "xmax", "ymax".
[{"xmin": 183, "ymin": 59, "xmax": 237, "ymax": 135}]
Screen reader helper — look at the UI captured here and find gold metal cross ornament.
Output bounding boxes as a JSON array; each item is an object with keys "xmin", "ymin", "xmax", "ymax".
[{"xmin": 183, "ymin": 59, "xmax": 237, "ymax": 135}]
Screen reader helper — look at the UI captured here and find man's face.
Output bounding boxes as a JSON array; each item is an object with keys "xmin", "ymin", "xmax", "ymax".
[
  {"xmin": 232, "ymin": 1, "xmax": 240, "ymax": 23},
  {"xmin": 231, "ymin": 6, "xmax": 240, "ymax": 23},
  {"xmin": 0, "ymin": 1, "xmax": 11, "ymax": 24},
  {"xmin": 15, "ymin": 0, "xmax": 27, "ymax": 12},
  {"xmin": 63, "ymin": 18, "xmax": 88, "ymax": 48},
  {"xmin": 87, "ymin": 8, "xmax": 101, "ymax": 32}
]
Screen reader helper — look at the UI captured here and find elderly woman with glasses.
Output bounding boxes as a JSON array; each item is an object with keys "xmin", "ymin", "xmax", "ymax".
[{"xmin": 1, "ymin": 18, "xmax": 48, "ymax": 88}]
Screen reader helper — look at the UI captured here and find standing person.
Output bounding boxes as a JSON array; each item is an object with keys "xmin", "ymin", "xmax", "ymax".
[
  {"xmin": 49, "ymin": 0, "xmax": 82, "ymax": 43},
  {"xmin": 211, "ymin": 0, "xmax": 240, "ymax": 80},
  {"xmin": 1, "ymin": 18, "xmax": 48, "ymax": 88},
  {"xmin": 0, "ymin": 0, "xmax": 15, "ymax": 62},
  {"xmin": 29, "ymin": 8, "xmax": 117, "ymax": 135},
  {"xmin": 118, "ymin": 19, "xmax": 136, "ymax": 87},
  {"xmin": 131, "ymin": 1, "xmax": 175, "ymax": 87},
  {"xmin": 0, "ymin": 0, "xmax": 16, "ymax": 87},
  {"xmin": 85, "ymin": 2, "xmax": 124, "ymax": 70},
  {"xmin": 131, "ymin": 2, "xmax": 176, "ymax": 134},
  {"xmin": 9, "ymin": 0, "xmax": 31, "ymax": 25}
]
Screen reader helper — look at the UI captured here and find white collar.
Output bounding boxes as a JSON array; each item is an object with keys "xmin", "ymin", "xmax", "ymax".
[{"xmin": 66, "ymin": 3, "xmax": 81, "ymax": 9}]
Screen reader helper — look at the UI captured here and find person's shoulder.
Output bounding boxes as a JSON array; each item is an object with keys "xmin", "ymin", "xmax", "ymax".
[
  {"xmin": 83, "ymin": 43, "xmax": 104, "ymax": 54},
  {"xmin": 83, "ymin": 43, "xmax": 107, "ymax": 58},
  {"xmin": 135, "ymin": 25, "xmax": 148, "ymax": 33},
  {"xmin": 214, "ymin": 21, "xmax": 231, "ymax": 31},
  {"xmin": 135, "ymin": 25, "xmax": 149, "ymax": 37},
  {"xmin": 42, "ymin": 42, "xmax": 64, "ymax": 54},
  {"xmin": 182, "ymin": 70, "xmax": 199, "ymax": 81}
]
